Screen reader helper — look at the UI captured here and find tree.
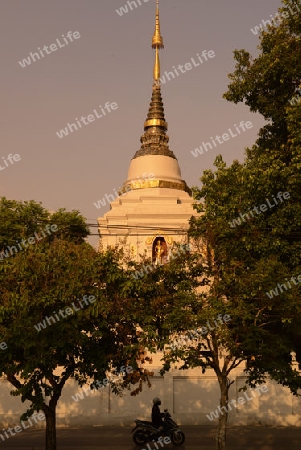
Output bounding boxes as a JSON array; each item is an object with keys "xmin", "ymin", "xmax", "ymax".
[
  {"xmin": 189, "ymin": 155, "xmax": 301, "ymax": 449},
  {"xmin": 48, "ymin": 208, "xmax": 90, "ymax": 243},
  {"xmin": 222, "ymin": 0, "xmax": 301, "ymax": 378},
  {"xmin": 167, "ymin": 1, "xmax": 301, "ymax": 447},
  {"xmin": 131, "ymin": 2, "xmax": 301, "ymax": 449},
  {"xmin": 0, "ymin": 198, "xmax": 49, "ymax": 250},
  {"xmin": 132, "ymin": 156, "xmax": 300, "ymax": 450},
  {"xmin": 0, "ymin": 198, "xmax": 90, "ymax": 257},
  {"xmin": 224, "ymin": 0, "xmax": 301, "ymax": 153},
  {"xmin": 0, "ymin": 202, "xmax": 145, "ymax": 450}
]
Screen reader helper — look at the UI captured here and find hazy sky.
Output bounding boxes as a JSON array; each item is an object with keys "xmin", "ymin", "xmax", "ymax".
[{"xmin": 1, "ymin": 0, "xmax": 283, "ymax": 247}]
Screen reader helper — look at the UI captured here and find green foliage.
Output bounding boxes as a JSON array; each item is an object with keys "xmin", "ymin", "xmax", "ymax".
[
  {"xmin": 0, "ymin": 198, "xmax": 49, "ymax": 249},
  {"xmin": 0, "ymin": 199, "xmax": 90, "ymax": 254},
  {"xmin": 185, "ymin": 0, "xmax": 301, "ymax": 393},
  {"xmin": 132, "ymin": 0, "xmax": 301, "ymax": 405},
  {"xmin": 1, "ymin": 240, "xmax": 107, "ymax": 413},
  {"xmin": 224, "ymin": 0, "xmax": 301, "ymax": 152},
  {"xmin": 0, "ymin": 202, "xmax": 150, "ymax": 450},
  {"xmin": 49, "ymin": 208, "xmax": 90, "ymax": 243}
]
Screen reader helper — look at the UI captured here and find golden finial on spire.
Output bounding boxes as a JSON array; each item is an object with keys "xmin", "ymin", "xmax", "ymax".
[
  {"xmin": 152, "ymin": 0, "xmax": 164, "ymax": 49},
  {"xmin": 152, "ymin": 0, "xmax": 164, "ymax": 82}
]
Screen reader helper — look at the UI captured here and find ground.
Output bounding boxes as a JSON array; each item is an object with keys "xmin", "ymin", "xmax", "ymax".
[{"xmin": 2, "ymin": 425, "xmax": 301, "ymax": 449}]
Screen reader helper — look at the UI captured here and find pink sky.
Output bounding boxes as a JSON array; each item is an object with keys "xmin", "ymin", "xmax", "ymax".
[{"xmin": 1, "ymin": 0, "xmax": 283, "ymax": 246}]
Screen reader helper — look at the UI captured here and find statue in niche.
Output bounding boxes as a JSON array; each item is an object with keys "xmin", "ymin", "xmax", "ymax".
[{"xmin": 155, "ymin": 240, "xmax": 164, "ymax": 265}]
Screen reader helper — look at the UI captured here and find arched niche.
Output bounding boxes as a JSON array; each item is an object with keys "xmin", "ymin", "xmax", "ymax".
[{"xmin": 152, "ymin": 237, "xmax": 168, "ymax": 264}]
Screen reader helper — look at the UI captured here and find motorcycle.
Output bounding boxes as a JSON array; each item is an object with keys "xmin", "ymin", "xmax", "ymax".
[{"xmin": 132, "ymin": 409, "xmax": 185, "ymax": 446}]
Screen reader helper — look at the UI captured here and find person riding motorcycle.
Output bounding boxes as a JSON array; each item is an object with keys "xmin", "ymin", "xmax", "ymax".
[
  {"xmin": 151, "ymin": 397, "xmax": 166, "ymax": 430},
  {"xmin": 132, "ymin": 398, "xmax": 185, "ymax": 446}
]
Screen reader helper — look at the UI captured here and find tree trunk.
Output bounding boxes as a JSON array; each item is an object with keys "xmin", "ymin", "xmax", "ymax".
[
  {"xmin": 43, "ymin": 404, "xmax": 57, "ymax": 450},
  {"xmin": 216, "ymin": 375, "xmax": 229, "ymax": 450}
]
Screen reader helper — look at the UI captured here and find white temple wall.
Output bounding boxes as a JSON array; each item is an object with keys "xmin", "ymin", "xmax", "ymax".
[{"xmin": 1, "ymin": 362, "xmax": 301, "ymax": 428}]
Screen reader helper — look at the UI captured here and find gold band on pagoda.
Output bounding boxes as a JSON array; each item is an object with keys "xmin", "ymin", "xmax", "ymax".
[
  {"xmin": 118, "ymin": 178, "xmax": 191, "ymax": 195},
  {"xmin": 144, "ymin": 119, "xmax": 167, "ymax": 128}
]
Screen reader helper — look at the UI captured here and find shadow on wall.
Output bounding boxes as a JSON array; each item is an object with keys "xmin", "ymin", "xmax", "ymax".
[{"xmin": 1, "ymin": 369, "xmax": 301, "ymax": 427}]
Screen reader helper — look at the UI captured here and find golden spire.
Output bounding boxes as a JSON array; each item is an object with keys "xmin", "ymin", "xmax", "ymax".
[
  {"xmin": 139, "ymin": 0, "xmax": 167, "ymax": 132},
  {"xmin": 152, "ymin": 0, "xmax": 164, "ymax": 82},
  {"xmin": 119, "ymin": 0, "xmax": 191, "ymax": 196}
]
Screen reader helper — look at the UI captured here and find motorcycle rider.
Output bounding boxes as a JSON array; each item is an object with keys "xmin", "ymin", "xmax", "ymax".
[
  {"xmin": 132, "ymin": 399, "xmax": 185, "ymax": 446},
  {"xmin": 151, "ymin": 397, "xmax": 166, "ymax": 430}
]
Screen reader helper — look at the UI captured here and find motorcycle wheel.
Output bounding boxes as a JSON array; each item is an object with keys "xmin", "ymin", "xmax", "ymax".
[
  {"xmin": 171, "ymin": 430, "xmax": 185, "ymax": 446},
  {"xmin": 133, "ymin": 430, "xmax": 147, "ymax": 445}
]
